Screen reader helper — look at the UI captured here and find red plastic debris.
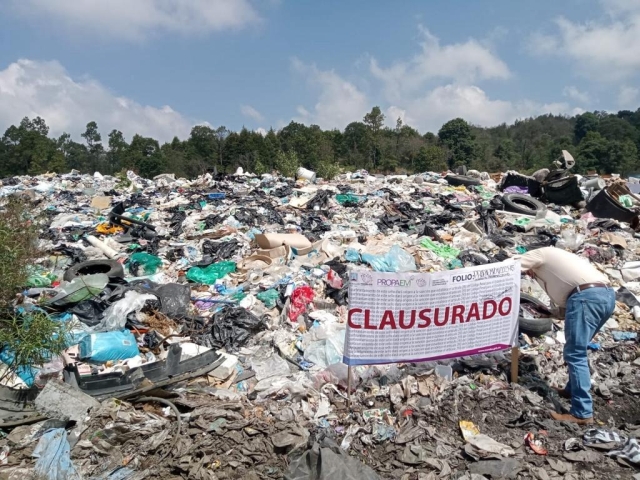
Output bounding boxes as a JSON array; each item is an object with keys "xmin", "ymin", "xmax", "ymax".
[
  {"xmin": 288, "ymin": 285, "xmax": 315, "ymax": 321},
  {"xmin": 524, "ymin": 432, "xmax": 548, "ymax": 455}
]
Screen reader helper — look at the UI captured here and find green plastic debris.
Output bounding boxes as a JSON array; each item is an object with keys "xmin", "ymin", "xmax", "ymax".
[
  {"xmin": 47, "ymin": 274, "xmax": 109, "ymax": 306},
  {"xmin": 516, "ymin": 246, "xmax": 527, "ymax": 254},
  {"xmin": 186, "ymin": 261, "xmax": 236, "ymax": 285},
  {"xmin": 257, "ymin": 289, "xmax": 280, "ymax": 308},
  {"xmin": 448, "ymin": 259, "xmax": 463, "ymax": 270},
  {"xmin": 619, "ymin": 195, "xmax": 633, "ymax": 208},
  {"xmin": 232, "ymin": 291, "xmax": 246, "ymax": 302},
  {"xmin": 26, "ymin": 273, "xmax": 56, "ymax": 288},
  {"xmin": 335, "ymin": 194, "xmax": 364, "ymax": 205},
  {"xmin": 129, "ymin": 252, "xmax": 163, "ymax": 275},
  {"xmin": 421, "ymin": 238, "xmax": 460, "ymax": 261}
]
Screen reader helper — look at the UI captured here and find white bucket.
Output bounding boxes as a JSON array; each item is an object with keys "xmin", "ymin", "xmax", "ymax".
[
  {"xmin": 584, "ymin": 178, "xmax": 605, "ymax": 190},
  {"xmin": 297, "ymin": 167, "xmax": 316, "ymax": 182}
]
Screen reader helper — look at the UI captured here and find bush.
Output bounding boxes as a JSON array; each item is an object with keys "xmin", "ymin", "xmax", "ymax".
[
  {"xmin": 0, "ymin": 198, "xmax": 42, "ymax": 309},
  {"xmin": 317, "ymin": 161, "xmax": 341, "ymax": 181},
  {"xmin": 0, "ymin": 198, "xmax": 69, "ymax": 382},
  {"xmin": 274, "ymin": 150, "xmax": 299, "ymax": 178}
]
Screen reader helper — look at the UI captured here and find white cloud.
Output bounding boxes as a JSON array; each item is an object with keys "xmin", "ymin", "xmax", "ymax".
[
  {"xmin": 291, "ymin": 58, "xmax": 369, "ymax": 129},
  {"xmin": 562, "ymin": 86, "xmax": 590, "ymax": 103},
  {"xmin": 241, "ymin": 104, "xmax": 264, "ymax": 122},
  {"xmin": 388, "ymin": 84, "xmax": 582, "ymax": 133},
  {"xmin": 529, "ymin": 0, "xmax": 640, "ymax": 80},
  {"xmin": 9, "ymin": 0, "xmax": 260, "ymax": 41},
  {"xmin": 255, "ymin": 127, "xmax": 267, "ymax": 136},
  {"xmin": 292, "ymin": 23, "xmax": 583, "ymax": 136},
  {"xmin": 0, "ymin": 59, "xmax": 200, "ymax": 142},
  {"xmin": 370, "ymin": 26, "xmax": 510, "ymax": 101},
  {"xmin": 618, "ymin": 85, "xmax": 639, "ymax": 106}
]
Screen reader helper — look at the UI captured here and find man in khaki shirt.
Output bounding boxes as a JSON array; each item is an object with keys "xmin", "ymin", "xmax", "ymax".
[{"xmin": 518, "ymin": 247, "xmax": 615, "ymax": 424}]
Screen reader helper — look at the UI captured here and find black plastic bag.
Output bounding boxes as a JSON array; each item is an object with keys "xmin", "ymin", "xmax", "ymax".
[
  {"xmin": 168, "ymin": 210, "xmax": 187, "ymax": 236},
  {"xmin": 326, "ymin": 281, "xmax": 349, "ymax": 306},
  {"xmin": 234, "ymin": 208, "xmax": 258, "ymax": 226},
  {"xmin": 203, "ymin": 214, "xmax": 225, "ymax": 229},
  {"xmin": 53, "ymin": 245, "xmax": 87, "ymax": 265},
  {"xmin": 69, "ymin": 300, "xmax": 107, "ymax": 327},
  {"xmin": 208, "ymin": 306, "xmax": 266, "ymax": 351},
  {"xmin": 273, "ymin": 185, "xmax": 293, "ymax": 197},
  {"xmin": 307, "ymin": 190, "xmax": 331, "ymax": 210},
  {"xmin": 202, "ymin": 239, "xmax": 240, "ymax": 261},
  {"xmin": 155, "ymin": 283, "xmax": 191, "ymax": 318}
]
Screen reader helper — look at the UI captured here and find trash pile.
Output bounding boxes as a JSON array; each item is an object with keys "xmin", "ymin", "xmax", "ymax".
[{"xmin": 1, "ymin": 161, "xmax": 640, "ymax": 479}]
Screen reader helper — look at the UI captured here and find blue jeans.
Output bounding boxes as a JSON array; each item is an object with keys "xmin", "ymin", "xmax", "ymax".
[{"xmin": 563, "ymin": 287, "xmax": 616, "ymax": 418}]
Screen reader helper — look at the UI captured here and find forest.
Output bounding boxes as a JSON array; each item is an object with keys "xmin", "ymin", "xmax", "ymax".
[{"xmin": 1, "ymin": 106, "xmax": 640, "ymax": 180}]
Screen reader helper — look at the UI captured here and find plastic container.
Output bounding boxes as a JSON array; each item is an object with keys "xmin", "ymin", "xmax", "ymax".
[
  {"xmin": 208, "ymin": 192, "xmax": 226, "ymax": 200},
  {"xmin": 297, "ymin": 167, "xmax": 316, "ymax": 182},
  {"xmin": 584, "ymin": 178, "xmax": 605, "ymax": 190}
]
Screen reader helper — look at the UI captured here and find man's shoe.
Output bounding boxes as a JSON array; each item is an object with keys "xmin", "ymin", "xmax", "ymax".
[
  {"xmin": 551, "ymin": 386, "xmax": 572, "ymax": 399},
  {"xmin": 550, "ymin": 411, "xmax": 594, "ymax": 425}
]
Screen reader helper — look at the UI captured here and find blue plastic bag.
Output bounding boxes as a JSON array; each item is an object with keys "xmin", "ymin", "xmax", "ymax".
[
  {"xmin": 345, "ymin": 249, "xmax": 361, "ymax": 262},
  {"xmin": 361, "ymin": 245, "xmax": 417, "ymax": 272},
  {"xmin": 79, "ymin": 330, "xmax": 139, "ymax": 363}
]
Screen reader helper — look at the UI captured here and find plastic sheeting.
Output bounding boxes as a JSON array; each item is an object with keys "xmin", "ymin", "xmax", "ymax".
[
  {"xmin": 32, "ymin": 429, "xmax": 81, "ymax": 480},
  {"xmin": 285, "ymin": 438, "xmax": 380, "ymax": 480},
  {"xmin": 90, "ymin": 290, "xmax": 158, "ymax": 332}
]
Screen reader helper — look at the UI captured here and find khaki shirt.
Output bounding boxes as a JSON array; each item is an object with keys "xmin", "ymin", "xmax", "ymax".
[{"xmin": 516, "ymin": 247, "xmax": 609, "ymax": 307}]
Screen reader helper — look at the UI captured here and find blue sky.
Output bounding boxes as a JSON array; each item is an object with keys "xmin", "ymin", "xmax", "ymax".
[{"xmin": 1, "ymin": 0, "xmax": 639, "ymax": 143}]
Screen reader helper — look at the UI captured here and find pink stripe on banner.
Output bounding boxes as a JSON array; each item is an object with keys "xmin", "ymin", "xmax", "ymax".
[{"xmin": 342, "ymin": 343, "xmax": 512, "ymax": 366}]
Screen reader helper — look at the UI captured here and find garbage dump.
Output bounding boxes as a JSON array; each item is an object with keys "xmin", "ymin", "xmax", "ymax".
[{"xmin": 0, "ymin": 167, "xmax": 640, "ymax": 478}]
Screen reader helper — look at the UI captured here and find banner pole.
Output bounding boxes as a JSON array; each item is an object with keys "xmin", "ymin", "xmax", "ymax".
[
  {"xmin": 510, "ymin": 346, "xmax": 519, "ymax": 384},
  {"xmin": 347, "ymin": 366, "xmax": 352, "ymax": 409}
]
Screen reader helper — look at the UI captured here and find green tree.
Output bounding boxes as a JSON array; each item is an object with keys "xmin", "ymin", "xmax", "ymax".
[
  {"xmin": 363, "ymin": 106, "xmax": 385, "ymax": 168},
  {"xmin": 415, "ymin": 145, "xmax": 447, "ymax": 172},
  {"xmin": 608, "ymin": 140, "xmax": 639, "ymax": 175},
  {"xmin": 576, "ymin": 131, "xmax": 609, "ymax": 173},
  {"xmin": 127, "ymin": 135, "xmax": 164, "ymax": 178},
  {"xmin": 107, "ymin": 130, "xmax": 128, "ymax": 173},
  {"xmin": 574, "ymin": 112, "xmax": 599, "ymax": 143},
  {"xmin": 493, "ymin": 139, "xmax": 517, "ymax": 167},
  {"xmin": 438, "ymin": 118, "xmax": 476, "ymax": 167}
]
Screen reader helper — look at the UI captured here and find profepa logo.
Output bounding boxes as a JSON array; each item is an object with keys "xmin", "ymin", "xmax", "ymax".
[{"xmin": 377, "ymin": 278, "xmax": 413, "ymax": 287}]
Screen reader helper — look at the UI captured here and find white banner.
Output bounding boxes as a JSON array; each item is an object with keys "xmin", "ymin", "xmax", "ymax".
[{"xmin": 343, "ymin": 259, "xmax": 521, "ymax": 366}]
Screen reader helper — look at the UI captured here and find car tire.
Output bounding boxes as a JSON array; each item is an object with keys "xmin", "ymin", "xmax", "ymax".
[
  {"xmin": 502, "ymin": 193, "xmax": 547, "ymax": 216},
  {"xmin": 519, "ymin": 293, "xmax": 553, "ymax": 336},
  {"xmin": 63, "ymin": 259, "xmax": 125, "ymax": 282},
  {"xmin": 445, "ymin": 174, "xmax": 481, "ymax": 187}
]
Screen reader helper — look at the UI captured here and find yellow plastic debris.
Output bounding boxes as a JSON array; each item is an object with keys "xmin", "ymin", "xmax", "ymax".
[{"xmin": 96, "ymin": 223, "xmax": 124, "ymax": 235}]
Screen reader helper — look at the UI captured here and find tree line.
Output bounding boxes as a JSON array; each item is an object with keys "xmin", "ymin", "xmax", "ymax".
[{"xmin": 1, "ymin": 106, "xmax": 640, "ymax": 180}]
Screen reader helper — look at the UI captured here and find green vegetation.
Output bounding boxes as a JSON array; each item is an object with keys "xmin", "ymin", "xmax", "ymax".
[
  {"xmin": 0, "ymin": 199, "xmax": 69, "ymax": 382},
  {"xmin": 1, "ymin": 107, "xmax": 640, "ymax": 178}
]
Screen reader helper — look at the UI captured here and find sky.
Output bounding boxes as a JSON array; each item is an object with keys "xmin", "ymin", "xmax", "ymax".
[{"xmin": 1, "ymin": 0, "xmax": 640, "ymax": 143}]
